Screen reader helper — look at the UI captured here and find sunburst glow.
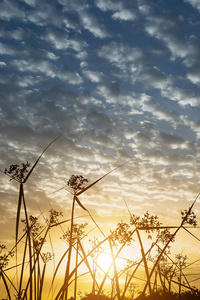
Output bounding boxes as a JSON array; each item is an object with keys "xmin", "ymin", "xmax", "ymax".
[{"xmin": 97, "ymin": 251, "xmax": 113, "ymax": 274}]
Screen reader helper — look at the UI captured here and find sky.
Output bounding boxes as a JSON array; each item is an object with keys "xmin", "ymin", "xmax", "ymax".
[{"xmin": 0, "ymin": 0, "xmax": 200, "ymax": 294}]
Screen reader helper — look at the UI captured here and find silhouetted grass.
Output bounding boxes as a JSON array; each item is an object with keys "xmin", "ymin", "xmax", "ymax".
[{"xmin": 0, "ymin": 140, "xmax": 199, "ymax": 299}]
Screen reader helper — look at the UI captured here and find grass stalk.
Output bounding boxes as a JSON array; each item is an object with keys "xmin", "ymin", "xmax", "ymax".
[
  {"xmin": 136, "ymin": 229, "xmax": 152, "ymax": 294},
  {"xmin": 109, "ymin": 236, "xmax": 120, "ymax": 300},
  {"xmin": 1, "ymin": 271, "xmax": 12, "ymax": 300},
  {"xmin": 143, "ymin": 194, "xmax": 199, "ymax": 294},
  {"xmin": 61, "ymin": 195, "xmax": 76, "ymax": 300}
]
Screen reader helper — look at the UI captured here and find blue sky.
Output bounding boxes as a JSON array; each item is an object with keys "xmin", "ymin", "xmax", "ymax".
[{"xmin": 0, "ymin": 0, "xmax": 200, "ymax": 264}]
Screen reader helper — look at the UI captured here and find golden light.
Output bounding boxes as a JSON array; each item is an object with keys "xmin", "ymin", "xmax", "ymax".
[{"xmin": 97, "ymin": 251, "xmax": 113, "ymax": 274}]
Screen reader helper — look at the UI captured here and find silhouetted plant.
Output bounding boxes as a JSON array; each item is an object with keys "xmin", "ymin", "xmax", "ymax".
[
  {"xmin": 2, "ymin": 149, "xmax": 200, "ymax": 300},
  {"xmin": 128, "ymin": 282, "xmax": 139, "ymax": 300},
  {"xmin": 4, "ymin": 161, "xmax": 30, "ymax": 182},
  {"xmin": 175, "ymin": 254, "xmax": 188, "ymax": 295},
  {"xmin": 47, "ymin": 208, "xmax": 63, "ymax": 226},
  {"xmin": 21, "ymin": 215, "xmax": 45, "ymax": 253},
  {"xmin": 131, "ymin": 211, "xmax": 161, "ymax": 239},
  {"xmin": 81, "ymin": 293, "xmax": 111, "ymax": 300},
  {"xmin": 41, "ymin": 251, "xmax": 53, "ymax": 264},
  {"xmin": 111, "ymin": 221, "xmax": 133, "ymax": 245},
  {"xmin": 156, "ymin": 228, "xmax": 175, "ymax": 246},
  {"xmin": 181, "ymin": 209, "xmax": 197, "ymax": 227},
  {"xmin": 142, "ymin": 194, "xmax": 200, "ymax": 295},
  {"xmin": 67, "ymin": 175, "xmax": 89, "ymax": 193},
  {"xmin": 61, "ymin": 222, "xmax": 88, "ymax": 245},
  {"xmin": 0, "ymin": 243, "xmax": 15, "ymax": 299},
  {"xmin": 0, "ymin": 243, "xmax": 14, "ymax": 271},
  {"xmin": 89, "ymin": 237, "xmax": 103, "ymax": 294}
]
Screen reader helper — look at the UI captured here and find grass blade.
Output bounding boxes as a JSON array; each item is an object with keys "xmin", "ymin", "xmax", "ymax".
[
  {"xmin": 16, "ymin": 183, "xmax": 23, "ymax": 242},
  {"xmin": 76, "ymin": 162, "xmax": 127, "ymax": 196},
  {"xmin": 74, "ymin": 195, "xmax": 87, "ymax": 211},
  {"xmin": 23, "ymin": 136, "xmax": 61, "ymax": 184},
  {"xmin": 109, "ymin": 236, "xmax": 120, "ymax": 300},
  {"xmin": 142, "ymin": 194, "xmax": 200, "ymax": 295},
  {"xmin": 1, "ymin": 271, "xmax": 12, "ymax": 300},
  {"xmin": 136, "ymin": 229, "xmax": 152, "ymax": 294}
]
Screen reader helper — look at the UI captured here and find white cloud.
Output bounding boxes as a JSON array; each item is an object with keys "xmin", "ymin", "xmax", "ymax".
[
  {"xmin": 112, "ymin": 9, "xmax": 137, "ymax": 21},
  {"xmin": 0, "ymin": 0, "xmax": 25, "ymax": 20},
  {"xmin": 59, "ymin": 0, "xmax": 110, "ymax": 38},
  {"xmin": 145, "ymin": 15, "xmax": 191, "ymax": 59},
  {"xmin": 162, "ymin": 86, "xmax": 200, "ymax": 107},
  {"xmin": 187, "ymin": 69, "xmax": 200, "ymax": 85},
  {"xmin": 184, "ymin": 0, "xmax": 200, "ymax": 11},
  {"xmin": 96, "ymin": 0, "xmax": 138, "ymax": 21},
  {"xmin": 158, "ymin": 132, "xmax": 186, "ymax": 147},
  {"xmin": 97, "ymin": 41, "xmax": 144, "ymax": 70},
  {"xmin": 42, "ymin": 29, "xmax": 87, "ymax": 53},
  {"xmin": 0, "ymin": 43, "xmax": 16, "ymax": 55},
  {"xmin": 141, "ymin": 99, "xmax": 176, "ymax": 122},
  {"xmin": 80, "ymin": 10, "xmax": 110, "ymax": 38},
  {"xmin": 22, "ymin": 0, "xmax": 37, "ymax": 7},
  {"xmin": 83, "ymin": 70, "xmax": 104, "ymax": 82},
  {"xmin": 43, "ymin": 30, "xmax": 70, "ymax": 50},
  {"xmin": 137, "ymin": 66, "xmax": 171, "ymax": 90},
  {"xmin": 11, "ymin": 59, "xmax": 57, "ymax": 77},
  {"xmin": 1, "ymin": 27, "xmax": 29, "ymax": 41},
  {"xmin": 27, "ymin": 3, "xmax": 63, "ymax": 26},
  {"xmin": 96, "ymin": 0, "xmax": 120, "ymax": 12},
  {"xmin": 46, "ymin": 51, "xmax": 59, "ymax": 61},
  {"xmin": 69, "ymin": 36, "xmax": 88, "ymax": 52},
  {"xmin": 57, "ymin": 67, "xmax": 83, "ymax": 84}
]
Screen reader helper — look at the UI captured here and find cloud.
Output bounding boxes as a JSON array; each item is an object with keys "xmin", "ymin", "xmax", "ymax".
[
  {"xmin": 80, "ymin": 10, "xmax": 111, "ymax": 38},
  {"xmin": 83, "ymin": 70, "xmax": 105, "ymax": 82},
  {"xmin": 136, "ymin": 65, "xmax": 171, "ymax": 90},
  {"xmin": 162, "ymin": 86, "xmax": 200, "ymax": 107},
  {"xmin": 112, "ymin": 9, "xmax": 137, "ymax": 21},
  {"xmin": 97, "ymin": 81, "xmax": 141, "ymax": 106},
  {"xmin": 139, "ymin": 2, "xmax": 200, "ymax": 65},
  {"xmin": 42, "ymin": 28, "xmax": 87, "ymax": 53},
  {"xmin": 0, "ymin": 0, "xmax": 25, "ymax": 20},
  {"xmin": 97, "ymin": 41, "xmax": 144, "ymax": 71},
  {"xmin": 42, "ymin": 29, "xmax": 70, "ymax": 50},
  {"xmin": 96, "ymin": 0, "xmax": 138, "ymax": 21},
  {"xmin": 0, "ymin": 27, "xmax": 31, "ymax": 41},
  {"xmin": 0, "ymin": 42, "xmax": 17, "ymax": 55},
  {"xmin": 184, "ymin": 0, "xmax": 200, "ymax": 11},
  {"xmin": 27, "ymin": 3, "xmax": 63, "ymax": 26},
  {"xmin": 158, "ymin": 132, "xmax": 187, "ymax": 148},
  {"xmin": 57, "ymin": 66, "xmax": 83, "ymax": 84},
  {"xmin": 138, "ymin": 94, "xmax": 178, "ymax": 122},
  {"xmin": 59, "ymin": 0, "xmax": 111, "ymax": 38},
  {"xmin": 86, "ymin": 109, "xmax": 113, "ymax": 131},
  {"xmin": 142, "ymin": 148, "xmax": 195, "ymax": 167},
  {"xmin": 144, "ymin": 15, "xmax": 191, "ymax": 60},
  {"xmin": 187, "ymin": 66, "xmax": 200, "ymax": 85},
  {"xmin": 11, "ymin": 59, "xmax": 57, "ymax": 77}
]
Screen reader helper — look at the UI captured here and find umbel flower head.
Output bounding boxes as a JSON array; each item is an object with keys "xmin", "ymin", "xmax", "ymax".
[
  {"xmin": 67, "ymin": 174, "xmax": 88, "ymax": 193},
  {"xmin": 4, "ymin": 161, "xmax": 30, "ymax": 182}
]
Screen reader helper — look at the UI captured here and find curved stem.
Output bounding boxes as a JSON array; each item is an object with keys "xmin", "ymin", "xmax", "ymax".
[{"xmin": 62, "ymin": 195, "xmax": 76, "ymax": 300}]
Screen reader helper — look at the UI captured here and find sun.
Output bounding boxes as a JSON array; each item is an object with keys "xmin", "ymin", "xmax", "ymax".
[{"xmin": 97, "ymin": 252, "xmax": 113, "ymax": 273}]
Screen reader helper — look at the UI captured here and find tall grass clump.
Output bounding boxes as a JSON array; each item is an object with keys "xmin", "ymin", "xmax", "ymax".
[{"xmin": 0, "ymin": 140, "xmax": 199, "ymax": 299}]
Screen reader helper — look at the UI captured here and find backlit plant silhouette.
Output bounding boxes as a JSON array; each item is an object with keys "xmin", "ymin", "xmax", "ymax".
[{"xmin": 0, "ymin": 140, "xmax": 199, "ymax": 300}]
